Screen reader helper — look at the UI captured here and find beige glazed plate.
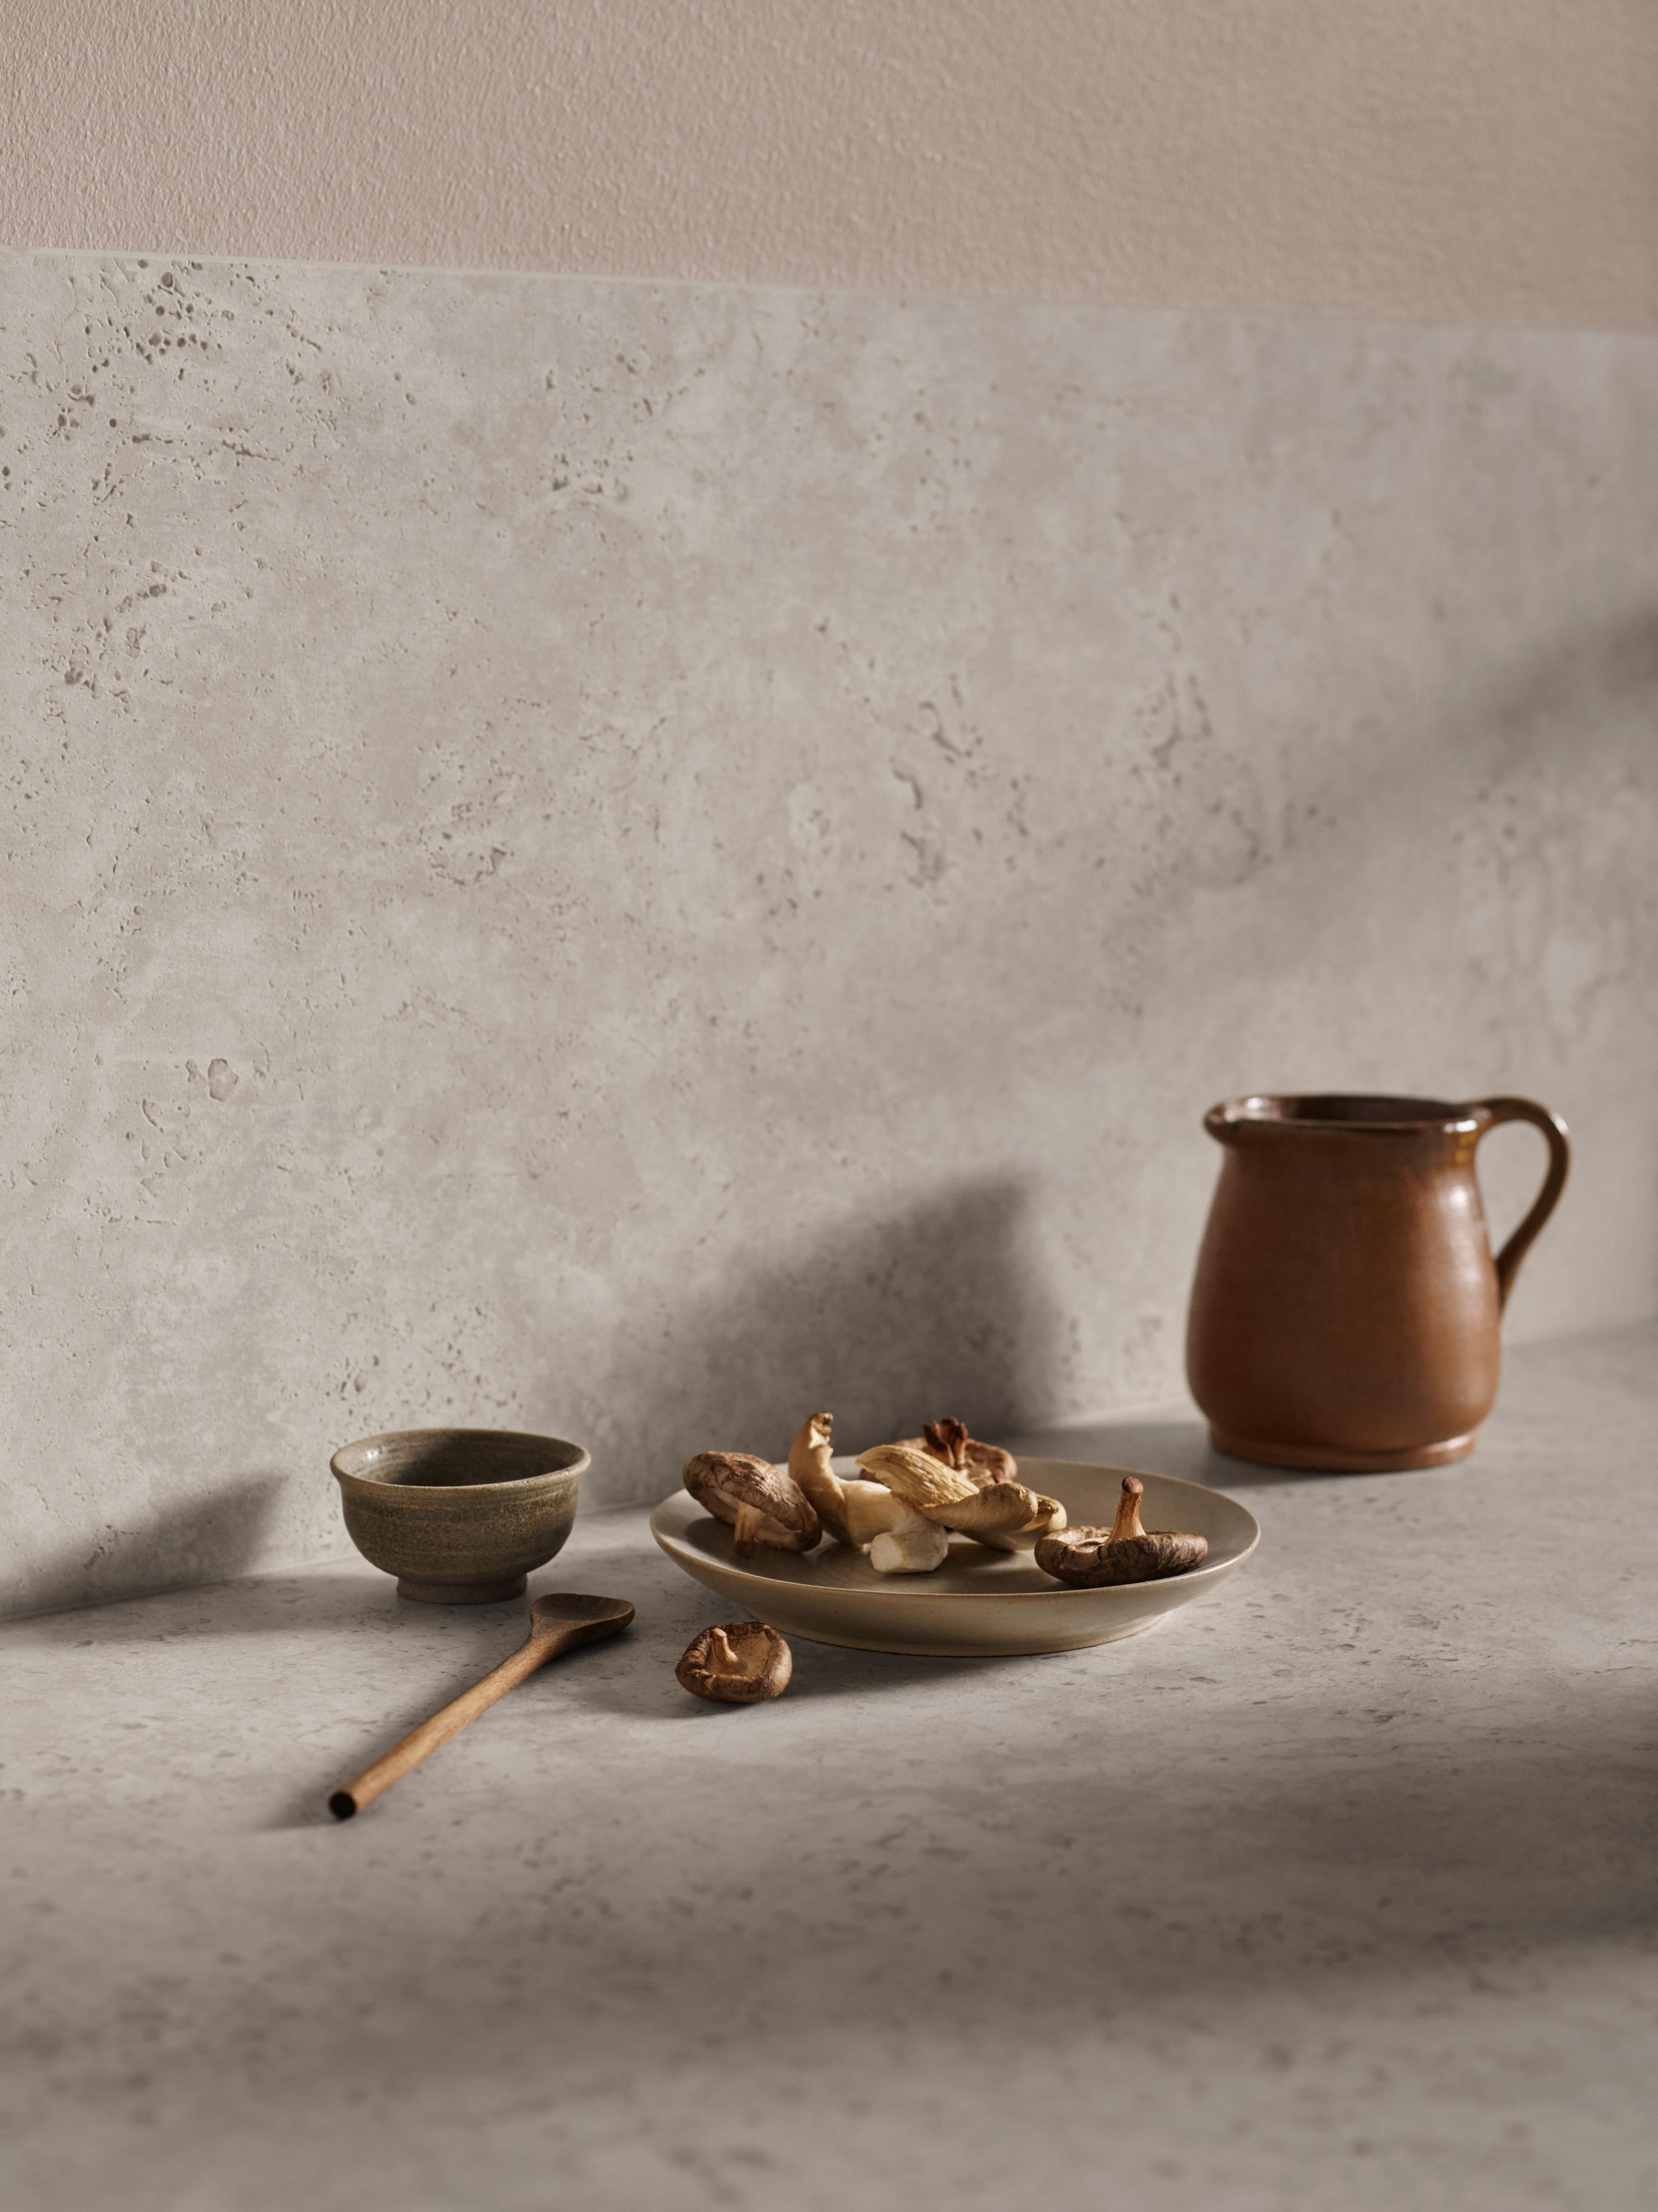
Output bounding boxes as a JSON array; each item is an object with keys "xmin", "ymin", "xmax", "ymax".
[{"xmin": 650, "ymin": 1457, "xmax": 1259, "ymax": 1657}]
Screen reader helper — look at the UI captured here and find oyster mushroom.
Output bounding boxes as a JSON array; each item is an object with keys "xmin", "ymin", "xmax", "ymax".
[
  {"xmin": 861, "ymin": 1442, "xmax": 1064, "ymax": 1554},
  {"xmin": 825, "ymin": 1475, "xmax": 948, "ymax": 1572},
  {"xmin": 676, "ymin": 1621, "xmax": 793, "ymax": 1703},
  {"xmin": 934, "ymin": 1480, "xmax": 1068, "ymax": 1553},
  {"xmin": 787, "ymin": 1411, "xmax": 850, "ymax": 1545},
  {"xmin": 682, "ymin": 1452, "xmax": 820, "ymax": 1558},
  {"xmin": 856, "ymin": 1442, "xmax": 978, "ymax": 1515},
  {"xmin": 1033, "ymin": 1475, "xmax": 1207, "ymax": 1587},
  {"xmin": 780, "ymin": 1434, "xmax": 947, "ymax": 1574}
]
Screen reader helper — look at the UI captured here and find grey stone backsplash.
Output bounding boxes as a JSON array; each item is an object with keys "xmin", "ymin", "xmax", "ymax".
[{"xmin": 4, "ymin": 249, "xmax": 1655, "ymax": 1615}]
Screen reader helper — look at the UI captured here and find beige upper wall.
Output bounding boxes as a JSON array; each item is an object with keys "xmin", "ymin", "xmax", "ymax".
[{"xmin": 3, "ymin": 1, "xmax": 1656, "ymax": 327}]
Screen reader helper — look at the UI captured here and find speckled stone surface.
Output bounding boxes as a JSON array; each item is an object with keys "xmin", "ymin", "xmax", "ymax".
[
  {"xmin": 4, "ymin": 248, "xmax": 1658, "ymax": 1616},
  {"xmin": 3, "ymin": 1327, "xmax": 1655, "ymax": 2210}
]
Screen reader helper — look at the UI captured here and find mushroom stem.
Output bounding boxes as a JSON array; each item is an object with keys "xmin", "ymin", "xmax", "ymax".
[
  {"xmin": 868, "ymin": 1507, "xmax": 950, "ymax": 1574},
  {"xmin": 788, "ymin": 1412, "xmax": 850, "ymax": 1545},
  {"xmin": 731, "ymin": 1503, "xmax": 763, "ymax": 1557},
  {"xmin": 1108, "ymin": 1477, "xmax": 1146, "ymax": 1543}
]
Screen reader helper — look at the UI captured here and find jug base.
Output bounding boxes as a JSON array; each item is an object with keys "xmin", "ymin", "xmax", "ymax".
[{"xmin": 1208, "ymin": 1426, "xmax": 1477, "ymax": 1473}]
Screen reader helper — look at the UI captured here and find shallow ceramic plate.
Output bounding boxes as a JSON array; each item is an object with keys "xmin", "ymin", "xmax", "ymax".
[{"xmin": 650, "ymin": 1457, "xmax": 1259, "ymax": 1657}]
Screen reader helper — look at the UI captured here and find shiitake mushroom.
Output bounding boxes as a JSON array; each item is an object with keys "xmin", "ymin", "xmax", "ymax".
[
  {"xmin": 682, "ymin": 1452, "xmax": 819, "ymax": 1557},
  {"xmin": 675, "ymin": 1621, "xmax": 793, "ymax": 1703},
  {"xmin": 1034, "ymin": 1475, "xmax": 1207, "ymax": 1588}
]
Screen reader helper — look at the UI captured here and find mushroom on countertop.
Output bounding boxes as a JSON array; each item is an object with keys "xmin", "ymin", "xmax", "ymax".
[
  {"xmin": 682, "ymin": 1452, "xmax": 820, "ymax": 1558},
  {"xmin": 676, "ymin": 1621, "xmax": 793, "ymax": 1703},
  {"xmin": 1033, "ymin": 1475, "xmax": 1207, "ymax": 1587}
]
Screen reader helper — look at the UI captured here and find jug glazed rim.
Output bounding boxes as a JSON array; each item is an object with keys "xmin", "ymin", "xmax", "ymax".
[{"xmin": 1206, "ymin": 1093, "xmax": 1487, "ymax": 1139}]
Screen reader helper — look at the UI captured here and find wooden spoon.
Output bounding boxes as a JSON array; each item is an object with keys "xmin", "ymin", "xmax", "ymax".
[{"xmin": 328, "ymin": 1592, "xmax": 635, "ymax": 1819}]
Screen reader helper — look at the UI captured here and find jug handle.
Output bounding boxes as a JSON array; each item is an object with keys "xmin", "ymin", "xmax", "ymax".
[{"xmin": 1461, "ymin": 1097, "xmax": 1571, "ymax": 1312}]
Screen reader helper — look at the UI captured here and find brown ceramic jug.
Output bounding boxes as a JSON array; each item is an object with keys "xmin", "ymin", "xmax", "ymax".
[{"xmin": 1186, "ymin": 1094, "xmax": 1570, "ymax": 1470}]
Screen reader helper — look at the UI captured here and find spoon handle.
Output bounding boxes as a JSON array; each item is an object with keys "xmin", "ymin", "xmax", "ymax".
[{"xmin": 330, "ymin": 1624, "xmax": 584, "ymax": 1819}]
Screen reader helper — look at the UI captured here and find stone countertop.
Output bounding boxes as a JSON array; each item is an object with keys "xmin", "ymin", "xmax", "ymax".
[{"xmin": 4, "ymin": 1326, "xmax": 1656, "ymax": 2212}]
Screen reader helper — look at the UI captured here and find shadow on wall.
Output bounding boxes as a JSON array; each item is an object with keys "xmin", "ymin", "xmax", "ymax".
[
  {"xmin": 1, "ymin": 1473, "xmax": 285, "ymax": 1623},
  {"xmin": 7, "ymin": 1181, "xmax": 1055, "ymax": 1616},
  {"xmin": 599, "ymin": 1176, "xmax": 1068, "ymax": 1492},
  {"xmin": 1488, "ymin": 604, "xmax": 1658, "ymax": 754}
]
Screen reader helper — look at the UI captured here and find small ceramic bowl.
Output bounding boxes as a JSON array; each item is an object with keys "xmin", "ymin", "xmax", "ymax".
[{"xmin": 331, "ymin": 1427, "xmax": 590, "ymax": 1604}]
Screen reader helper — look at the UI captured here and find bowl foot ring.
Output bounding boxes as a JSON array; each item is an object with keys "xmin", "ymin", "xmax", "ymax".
[{"xmin": 397, "ymin": 1573, "xmax": 529, "ymax": 1605}]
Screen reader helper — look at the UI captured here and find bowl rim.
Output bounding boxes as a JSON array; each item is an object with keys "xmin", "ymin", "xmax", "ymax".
[
  {"xmin": 331, "ymin": 1425, "xmax": 591, "ymax": 1495},
  {"xmin": 651, "ymin": 1457, "xmax": 1259, "ymax": 1604}
]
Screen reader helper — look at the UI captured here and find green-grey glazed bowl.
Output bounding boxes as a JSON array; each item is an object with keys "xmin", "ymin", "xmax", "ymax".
[{"xmin": 331, "ymin": 1428, "xmax": 590, "ymax": 1604}]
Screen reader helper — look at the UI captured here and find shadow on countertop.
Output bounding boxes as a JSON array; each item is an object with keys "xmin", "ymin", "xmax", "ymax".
[{"xmin": 1011, "ymin": 1410, "xmax": 1311, "ymax": 1493}]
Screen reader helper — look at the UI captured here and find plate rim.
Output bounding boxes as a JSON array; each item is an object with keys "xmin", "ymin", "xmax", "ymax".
[{"xmin": 649, "ymin": 1455, "xmax": 1260, "ymax": 1603}]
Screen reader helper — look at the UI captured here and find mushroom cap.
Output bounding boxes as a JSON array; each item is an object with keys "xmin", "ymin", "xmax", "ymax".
[
  {"xmin": 920, "ymin": 1416, "xmax": 971, "ymax": 1468},
  {"xmin": 682, "ymin": 1452, "xmax": 820, "ymax": 1547},
  {"xmin": 856, "ymin": 1442, "xmax": 978, "ymax": 1512},
  {"xmin": 675, "ymin": 1621, "xmax": 793, "ymax": 1703},
  {"xmin": 1033, "ymin": 1524, "xmax": 1209, "ymax": 1588},
  {"xmin": 919, "ymin": 1417, "xmax": 1019, "ymax": 1490},
  {"xmin": 930, "ymin": 1480, "xmax": 1066, "ymax": 1549},
  {"xmin": 963, "ymin": 1439, "xmax": 1018, "ymax": 1488}
]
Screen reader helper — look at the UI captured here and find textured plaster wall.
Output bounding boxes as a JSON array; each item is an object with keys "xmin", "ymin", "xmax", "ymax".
[
  {"xmin": 4, "ymin": 248, "xmax": 1658, "ymax": 1617},
  {"xmin": 3, "ymin": 3, "xmax": 1658, "ymax": 329}
]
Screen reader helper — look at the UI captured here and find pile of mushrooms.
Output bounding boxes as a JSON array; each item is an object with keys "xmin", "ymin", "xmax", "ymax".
[
  {"xmin": 673, "ymin": 1444, "xmax": 1210, "ymax": 1709},
  {"xmin": 681, "ymin": 1412, "xmax": 1068, "ymax": 1577},
  {"xmin": 682, "ymin": 1416, "xmax": 1210, "ymax": 1590}
]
